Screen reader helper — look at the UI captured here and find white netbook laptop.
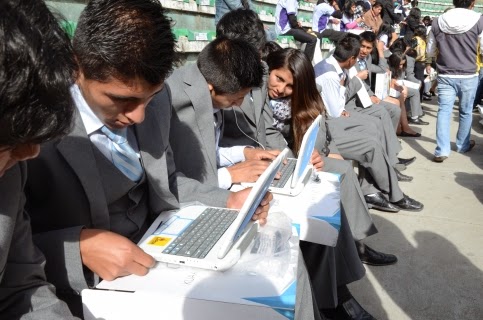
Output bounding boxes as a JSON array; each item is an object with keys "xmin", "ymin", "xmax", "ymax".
[
  {"xmin": 139, "ymin": 148, "xmax": 289, "ymax": 271},
  {"xmin": 243, "ymin": 114, "xmax": 322, "ymax": 197}
]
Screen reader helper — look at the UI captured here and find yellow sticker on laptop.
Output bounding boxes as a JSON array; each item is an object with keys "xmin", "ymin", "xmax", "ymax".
[{"xmin": 148, "ymin": 236, "xmax": 171, "ymax": 246}]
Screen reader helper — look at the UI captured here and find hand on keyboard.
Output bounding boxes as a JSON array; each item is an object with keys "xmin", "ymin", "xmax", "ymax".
[
  {"xmin": 227, "ymin": 159, "xmax": 276, "ymax": 183},
  {"xmin": 243, "ymin": 148, "xmax": 280, "ymax": 161}
]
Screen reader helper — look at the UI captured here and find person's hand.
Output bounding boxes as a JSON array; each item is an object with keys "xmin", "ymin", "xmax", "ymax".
[
  {"xmin": 370, "ymin": 95, "xmax": 381, "ymax": 104},
  {"xmin": 328, "ymin": 153, "xmax": 344, "ymax": 160},
  {"xmin": 401, "ymin": 86, "xmax": 408, "ymax": 99},
  {"xmin": 331, "ymin": 18, "xmax": 340, "ymax": 25},
  {"xmin": 356, "ymin": 69, "xmax": 369, "ymax": 80},
  {"xmin": 226, "ymin": 160, "xmax": 272, "ymax": 183},
  {"xmin": 297, "ymin": 21, "xmax": 302, "ymax": 28},
  {"xmin": 244, "ymin": 148, "xmax": 280, "ymax": 161},
  {"xmin": 341, "ymin": 110, "xmax": 350, "ymax": 117},
  {"xmin": 227, "ymin": 188, "xmax": 273, "ymax": 226},
  {"xmin": 425, "ymin": 65, "xmax": 432, "ymax": 75},
  {"xmin": 310, "ymin": 150, "xmax": 324, "ymax": 171},
  {"xmin": 356, "ymin": 17, "xmax": 363, "ymax": 23},
  {"xmin": 80, "ymin": 229, "xmax": 156, "ymax": 281}
]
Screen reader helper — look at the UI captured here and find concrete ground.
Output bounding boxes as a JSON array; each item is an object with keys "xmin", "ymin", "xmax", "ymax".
[{"xmin": 348, "ymin": 98, "xmax": 483, "ymax": 319}]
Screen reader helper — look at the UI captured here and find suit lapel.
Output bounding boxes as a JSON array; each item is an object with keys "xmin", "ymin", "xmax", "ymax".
[
  {"xmin": 57, "ymin": 112, "xmax": 110, "ymax": 229},
  {"xmin": 183, "ymin": 65, "xmax": 218, "ymax": 177}
]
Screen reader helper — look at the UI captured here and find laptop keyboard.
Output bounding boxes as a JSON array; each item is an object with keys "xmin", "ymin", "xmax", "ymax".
[
  {"xmin": 162, "ymin": 207, "xmax": 238, "ymax": 259},
  {"xmin": 271, "ymin": 158, "xmax": 297, "ymax": 188}
]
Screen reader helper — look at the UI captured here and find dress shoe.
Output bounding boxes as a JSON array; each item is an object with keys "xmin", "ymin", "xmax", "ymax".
[
  {"xmin": 408, "ymin": 117, "xmax": 429, "ymax": 125},
  {"xmin": 355, "ymin": 241, "xmax": 398, "ymax": 266},
  {"xmin": 397, "ymin": 156, "xmax": 416, "ymax": 166},
  {"xmin": 433, "ymin": 155, "xmax": 448, "ymax": 163},
  {"xmin": 364, "ymin": 192, "xmax": 399, "ymax": 212},
  {"xmin": 422, "ymin": 92, "xmax": 432, "ymax": 101},
  {"xmin": 334, "ymin": 297, "xmax": 376, "ymax": 320},
  {"xmin": 461, "ymin": 140, "xmax": 476, "ymax": 153},
  {"xmin": 398, "ymin": 131, "xmax": 421, "ymax": 137},
  {"xmin": 395, "ymin": 168, "xmax": 413, "ymax": 182},
  {"xmin": 391, "ymin": 194, "xmax": 424, "ymax": 212}
]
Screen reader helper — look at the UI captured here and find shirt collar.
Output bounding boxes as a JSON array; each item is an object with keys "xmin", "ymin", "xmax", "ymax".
[
  {"xmin": 71, "ymin": 84, "xmax": 104, "ymax": 135},
  {"xmin": 327, "ymin": 55, "xmax": 345, "ymax": 76}
]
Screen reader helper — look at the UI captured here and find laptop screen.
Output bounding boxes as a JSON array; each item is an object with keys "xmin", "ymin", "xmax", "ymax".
[
  {"xmin": 291, "ymin": 115, "xmax": 322, "ymax": 188},
  {"xmin": 231, "ymin": 148, "xmax": 288, "ymax": 242}
]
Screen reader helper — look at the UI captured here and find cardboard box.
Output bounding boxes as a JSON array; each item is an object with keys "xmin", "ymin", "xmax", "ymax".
[{"xmin": 83, "ymin": 228, "xmax": 300, "ymax": 320}]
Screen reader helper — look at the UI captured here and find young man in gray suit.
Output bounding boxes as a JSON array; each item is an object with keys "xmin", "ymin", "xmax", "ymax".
[
  {"xmin": 24, "ymin": 1, "xmax": 271, "ymax": 317},
  {"xmin": 0, "ymin": 0, "xmax": 77, "ymax": 318},
  {"xmin": 315, "ymin": 36, "xmax": 424, "ymax": 212}
]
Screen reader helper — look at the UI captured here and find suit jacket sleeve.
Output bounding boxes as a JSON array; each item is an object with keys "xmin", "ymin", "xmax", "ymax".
[
  {"xmin": 405, "ymin": 57, "xmax": 419, "ymax": 83},
  {"xmin": 0, "ymin": 163, "xmax": 77, "ymax": 319},
  {"xmin": 344, "ymin": 76, "xmax": 363, "ymax": 103},
  {"xmin": 165, "ymin": 78, "xmax": 231, "ymax": 208}
]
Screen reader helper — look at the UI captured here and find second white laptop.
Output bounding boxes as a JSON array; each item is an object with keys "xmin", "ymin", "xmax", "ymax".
[
  {"xmin": 243, "ymin": 114, "xmax": 322, "ymax": 196},
  {"xmin": 139, "ymin": 148, "xmax": 289, "ymax": 271}
]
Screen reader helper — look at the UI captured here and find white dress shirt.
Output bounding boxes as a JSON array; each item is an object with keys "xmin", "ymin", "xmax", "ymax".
[{"xmin": 315, "ymin": 55, "xmax": 347, "ymax": 118}]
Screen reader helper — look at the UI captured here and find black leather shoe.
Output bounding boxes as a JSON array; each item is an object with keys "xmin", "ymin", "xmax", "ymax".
[
  {"xmin": 397, "ymin": 156, "xmax": 416, "ymax": 166},
  {"xmin": 408, "ymin": 117, "xmax": 429, "ymax": 125},
  {"xmin": 392, "ymin": 194, "xmax": 424, "ymax": 212},
  {"xmin": 334, "ymin": 297, "xmax": 376, "ymax": 320},
  {"xmin": 395, "ymin": 168, "xmax": 413, "ymax": 182},
  {"xmin": 356, "ymin": 241, "xmax": 398, "ymax": 266},
  {"xmin": 364, "ymin": 192, "xmax": 399, "ymax": 212}
]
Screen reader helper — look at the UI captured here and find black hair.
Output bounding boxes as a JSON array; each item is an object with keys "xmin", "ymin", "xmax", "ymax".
[
  {"xmin": 388, "ymin": 50, "xmax": 407, "ymax": 79},
  {"xmin": 389, "ymin": 38, "xmax": 408, "ymax": 52},
  {"xmin": 216, "ymin": 8, "xmax": 266, "ymax": 52},
  {"xmin": 0, "ymin": 0, "xmax": 76, "ymax": 146},
  {"xmin": 73, "ymin": 0, "xmax": 177, "ymax": 85},
  {"xmin": 332, "ymin": 10, "xmax": 344, "ymax": 19},
  {"xmin": 453, "ymin": 0, "xmax": 474, "ymax": 8},
  {"xmin": 333, "ymin": 36, "xmax": 361, "ymax": 62},
  {"xmin": 409, "ymin": 7, "xmax": 421, "ymax": 20},
  {"xmin": 377, "ymin": 22, "xmax": 392, "ymax": 39},
  {"xmin": 344, "ymin": 0, "xmax": 356, "ymax": 17},
  {"xmin": 413, "ymin": 25, "xmax": 427, "ymax": 41},
  {"xmin": 262, "ymin": 41, "xmax": 283, "ymax": 61},
  {"xmin": 359, "ymin": 30, "xmax": 377, "ymax": 44},
  {"xmin": 197, "ymin": 37, "xmax": 264, "ymax": 94}
]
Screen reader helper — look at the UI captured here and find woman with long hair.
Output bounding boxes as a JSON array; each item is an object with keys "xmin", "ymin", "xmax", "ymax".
[
  {"xmin": 264, "ymin": 47, "xmax": 396, "ymax": 320},
  {"xmin": 341, "ymin": 0, "xmax": 364, "ymax": 32},
  {"xmin": 385, "ymin": 51, "xmax": 421, "ymax": 137}
]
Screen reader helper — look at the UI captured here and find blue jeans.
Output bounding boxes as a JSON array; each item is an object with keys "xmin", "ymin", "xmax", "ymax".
[{"xmin": 435, "ymin": 76, "xmax": 478, "ymax": 156}]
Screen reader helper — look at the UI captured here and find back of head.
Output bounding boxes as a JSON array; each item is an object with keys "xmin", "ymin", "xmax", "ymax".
[
  {"xmin": 453, "ymin": 0, "xmax": 475, "ymax": 8},
  {"xmin": 389, "ymin": 38, "xmax": 407, "ymax": 52},
  {"xmin": 262, "ymin": 41, "xmax": 283, "ymax": 61},
  {"xmin": 0, "ymin": 0, "xmax": 76, "ymax": 146},
  {"xmin": 73, "ymin": 0, "xmax": 177, "ymax": 85},
  {"xmin": 333, "ymin": 36, "xmax": 361, "ymax": 62},
  {"xmin": 197, "ymin": 37, "xmax": 264, "ymax": 94},
  {"xmin": 216, "ymin": 8, "xmax": 266, "ymax": 52},
  {"xmin": 409, "ymin": 7, "xmax": 421, "ymax": 19},
  {"xmin": 414, "ymin": 25, "xmax": 427, "ymax": 39},
  {"xmin": 359, "ymin": 31, "xmax": 377, "ymax": 44}
]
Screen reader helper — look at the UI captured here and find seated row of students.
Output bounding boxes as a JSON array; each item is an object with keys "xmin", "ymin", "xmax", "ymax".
[{"xmin": 0, "ymin": 3, "xmax": 421, "ymax": 320}]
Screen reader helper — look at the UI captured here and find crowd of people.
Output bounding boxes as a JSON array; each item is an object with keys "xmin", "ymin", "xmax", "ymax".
[{"xmin": 0, "ymin": 0, "xmax": 481, "ymax": 319}]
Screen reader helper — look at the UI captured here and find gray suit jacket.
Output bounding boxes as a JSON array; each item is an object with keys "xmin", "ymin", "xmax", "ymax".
[
  {"xmin": 401, "ymin": 56, "xmax": 419, "ymax": 83},
  {"xmin": 25, "ymin": 88, "xmax": 180, "ymax": 293},
  {"xmin": 0, "ymin": 163, "xmax": 76, "ymax": 319},
  {"xmin": 166, "ymin": 64, "xmax": 231, "ymax": 207},
  {"xmin": 356, "ymin": 54, "xmax": 389, "ymax": 97}
]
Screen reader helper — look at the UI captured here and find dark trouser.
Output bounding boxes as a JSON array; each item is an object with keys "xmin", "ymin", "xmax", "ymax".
[
  {"xmin": 285, "ymin": 28, "xmax": 318, "ymax": 62},
  {"xmin": 414, "ymin": 61, "xmax": 425, "ymax": 102},
  {"xmin": 316, "ymin": 29, "xmax": 348, "ymax": 44}
]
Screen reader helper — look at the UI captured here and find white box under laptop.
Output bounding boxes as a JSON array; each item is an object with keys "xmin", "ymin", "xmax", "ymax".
[{"xmin": 82, "ymin": 219, "xmax": 301, "ymax": 320}]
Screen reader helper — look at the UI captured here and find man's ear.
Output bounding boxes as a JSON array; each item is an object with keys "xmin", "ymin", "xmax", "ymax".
[{"xmin": 208, "ymin": 83, "xmax": 214, "ymax": 92}]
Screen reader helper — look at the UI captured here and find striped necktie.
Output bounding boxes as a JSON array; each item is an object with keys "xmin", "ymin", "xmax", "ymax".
[
  {"xmin": 358, "ymin": 59, "xmax": 367, "ymax": 70},
  {"xmin": 101, "ymin": 126, "xmax": 143, "ymax": 182}
]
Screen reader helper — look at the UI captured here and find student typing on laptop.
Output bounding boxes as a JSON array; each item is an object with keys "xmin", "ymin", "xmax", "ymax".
[{"xmin": 23, "ymin": 1, "xmax": 271, "ymax": 317}]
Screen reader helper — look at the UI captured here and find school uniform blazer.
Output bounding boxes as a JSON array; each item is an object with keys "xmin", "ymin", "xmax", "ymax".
[
  {"xmin": 25, "ymin": 88, "xmax": 180, "ymax": 293},
  {"xmin": 355, "ymin": 54, "xmax": 389, "ymax": 96},
  {"xmin": 166, "ymin": 63, "xmax": 231, "ymax": 206},
  {"xmin": 0, "ymin": 163, "xmax": 76, "ymax": 319}
]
